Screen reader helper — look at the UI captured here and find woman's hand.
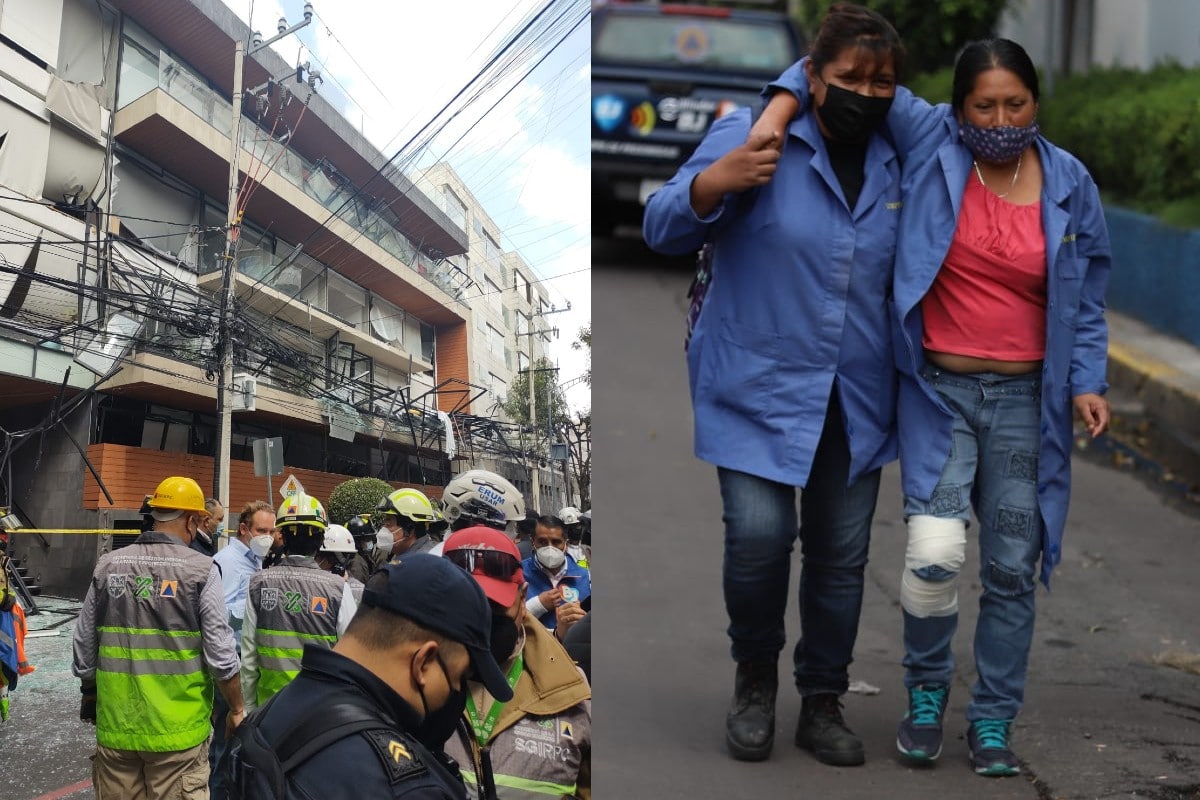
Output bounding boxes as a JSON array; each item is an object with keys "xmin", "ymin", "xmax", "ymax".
[
  {"xmin": 1073, "ymin": 392, "xmax": 1110, "ymax": 438},
  {"xmin": 690, "ymin": 129, "xmax": 780, "ymax": 217}
]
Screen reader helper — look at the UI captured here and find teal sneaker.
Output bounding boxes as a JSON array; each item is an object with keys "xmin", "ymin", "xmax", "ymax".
[
  {"xmin": 896, "ymin": 683, "xmax": 949, "ymax": 762},
  {"xmin": 967, "ymin": 719, "xmax": 1020, "ymax": 777}
]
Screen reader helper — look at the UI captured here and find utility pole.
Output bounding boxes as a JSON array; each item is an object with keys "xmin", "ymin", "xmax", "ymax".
[
  {"xmin": 213, "ymin": 6, "xmax": 313, "ymax": 515},
  {"xmin": 523, "ymin": 302, "xmax": 568, "ymax": 513}
]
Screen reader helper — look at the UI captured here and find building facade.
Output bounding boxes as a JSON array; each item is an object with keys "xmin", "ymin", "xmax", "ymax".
[
  {"xmin": 418, "ymin": 163, "xmax": 569, "ymax": 514},
  {"xmin": 0, "ymin": 0, "xmax": 548, "ymax": 595}
]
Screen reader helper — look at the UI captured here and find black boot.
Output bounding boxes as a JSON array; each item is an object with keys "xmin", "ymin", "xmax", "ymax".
[
  {"xmin": 795, "ymin": 693, "xmax": 865, "ymax": 766},
  {"xmin": 726, "ymin": 662, "xmax": 777, "ymax": 761}
]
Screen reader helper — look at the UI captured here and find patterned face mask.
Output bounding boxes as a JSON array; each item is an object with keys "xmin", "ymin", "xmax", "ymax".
[{"xmin": 959, "ymin": 120, "xmax": 1040, "ymax": 164}]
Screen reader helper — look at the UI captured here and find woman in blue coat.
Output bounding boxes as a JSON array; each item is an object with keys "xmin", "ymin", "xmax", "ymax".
[
  {"xmin": 643, "ymin": 4, "xmax": 904, "ymax": 767},
  {"xmin": 759, "ymin": 39, "xmax": 1112, "ymax": 777}
]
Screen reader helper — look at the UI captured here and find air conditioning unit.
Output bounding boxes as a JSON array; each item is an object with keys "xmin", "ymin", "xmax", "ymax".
[{"xmin": 232, "ymin": 373, "xmax": 257, "ymax": 412}]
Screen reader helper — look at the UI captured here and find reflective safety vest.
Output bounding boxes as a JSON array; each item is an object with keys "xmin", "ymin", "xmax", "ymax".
[
  {"xmin": 246, "ymin": 558, "xmax": 345, "ymax": 705},
  {"xmin": 449, "ymin": 622, "xmax": 591, "ymax": 800},
  {"xmin": 90, "ymin": 537, "xmax": 215, "ymax": 751}
]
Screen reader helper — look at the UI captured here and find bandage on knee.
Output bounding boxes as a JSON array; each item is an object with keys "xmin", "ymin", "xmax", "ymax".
[{"xmin": 900, "ymin": 515, "xmax": 967, "ymax": 618}]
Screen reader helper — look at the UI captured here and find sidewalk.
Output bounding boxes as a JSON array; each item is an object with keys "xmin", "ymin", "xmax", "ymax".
[{"xmin": 1107, "ymin": 309, "xmax": 1200, "ymax": 488}]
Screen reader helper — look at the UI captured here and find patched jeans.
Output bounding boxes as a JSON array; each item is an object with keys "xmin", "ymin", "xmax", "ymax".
[
  {"xmin": 718, "ymin": 393, "xmax": 882, "ymax": 696},
  {"xmin": 902, "ymin": 367, "xmax": 1043, "ymax": 722}
]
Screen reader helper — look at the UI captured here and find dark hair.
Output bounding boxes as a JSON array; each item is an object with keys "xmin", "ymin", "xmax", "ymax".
[
  {"xmin": 809, "ymin": 3, "xmax": 905, "ymax": 81},
  {"xmin": 515, "ymin": 510, "xmax": 539, "ymax": 539},
  {"xmin": 346, "ymin": 603, "xmax": 465, "ymax": 659},
  {"xmin": 951, "ymin": 38, "xmax": 1039, "ymax": 111},
  {"xmin": 537, "ymin": 515, "xmax": 566, "ymax": 533},
  {"xmin": 282, "ymin": 524, "xmax": 323, "ymax": 556}
]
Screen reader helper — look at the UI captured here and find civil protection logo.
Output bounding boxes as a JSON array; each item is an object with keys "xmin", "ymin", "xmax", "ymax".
[
  {"xmin": 260, "ymin": 587, "xmax": 279, "ymax": 611},
  {"xmin": 108, "ymin": 574, "xmax": 127, "ymax": 599},
  {"xmin": 311, "ymin": 596, "xmax": 328, "ymax": 615},
  {"xmin": 592, "ymin": 94, "xmax": 626, "ymax": 133}
]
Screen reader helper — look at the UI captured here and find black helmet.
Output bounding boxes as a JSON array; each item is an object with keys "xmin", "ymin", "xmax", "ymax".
[{"xmin": 346, "ymin": 514, "xmax": 376, "ymax": 541}]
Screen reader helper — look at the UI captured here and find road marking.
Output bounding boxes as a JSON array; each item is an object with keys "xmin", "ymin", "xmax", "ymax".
[{"xmin": 30, "ymin": 779, "xmax": 92, "ymax": 800}]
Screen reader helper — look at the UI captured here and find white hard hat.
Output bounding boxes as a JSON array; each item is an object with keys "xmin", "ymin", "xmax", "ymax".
[
  {"xmin": 558, "ymin": 506, "xmax": 581, "ymax": 525},
  {"xmin": 443, "ymin": 469, "xmax": 525, "ymax": 526},
  {"xmin": 321, "ymin": 524, "xmax": 356, "ymax": 553}
]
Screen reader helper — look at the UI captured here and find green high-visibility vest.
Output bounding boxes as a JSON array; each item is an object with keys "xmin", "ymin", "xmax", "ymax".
[
  {"xmin": 91, "ymin": 537, "xmax": 215, "ymax": 751},
  {"xmin": 247, "ymin": 558, "xmax": 344, "ymax": 705}
]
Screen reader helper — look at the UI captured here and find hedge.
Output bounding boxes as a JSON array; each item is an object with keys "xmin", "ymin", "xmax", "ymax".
[{"xmin": 904, "ymin": 62, "xmax": 1200, "ymax": 227}]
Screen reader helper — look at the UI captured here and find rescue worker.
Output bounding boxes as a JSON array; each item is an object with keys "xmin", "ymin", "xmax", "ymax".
[
  {"xmin": 346, "ymin": 513, "xmax": 385, "ymax": 582},
  {"xmin": 225, "ymin": 554, "xmax": 514, "ymax": 799},
  {"xmin": 317, "ymin": 523, "xmax": 365, "ymax": 603},
  {"xmin": 0, "ymin": 538, "xmax": 18, "ymax": 722},
  {"xmin": 440, "ymin": 527, "xmax": 592, "ymax": 799},
  {"xmin": 240, "ymin": 494, "xmax": 357, "ymax": 713},
  {"xmin": 71, "ymin": 475, "xmax": 243, "ymax": 797},
  {"xmin": 192, "ymin": 497, "xmax": 224, "ymax": 557},
  {"xmin": 557, "ymin": 506, "xmax": 589, "ymax": 569},
  {"xmin": 442, "ymin": 470, "xmax": 525, "ymax": 533},
  {"xmin": 377, "ymin": 488, "xmax": 442, "ymax": 560}
]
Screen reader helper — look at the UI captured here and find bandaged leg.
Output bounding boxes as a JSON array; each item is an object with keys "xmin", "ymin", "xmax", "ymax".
[{"xmin": 900, "ymin": 515, "xmax": 968, "ymax": 618}]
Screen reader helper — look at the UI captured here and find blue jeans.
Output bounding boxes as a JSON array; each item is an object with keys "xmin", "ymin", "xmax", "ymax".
[
  {"xmin": 719, "ymin": 394, "xmax": 881, "ymax": 695},
  {"xmin": 902, "ymin": 367, "xmax": 1043, "ymax": 722}
]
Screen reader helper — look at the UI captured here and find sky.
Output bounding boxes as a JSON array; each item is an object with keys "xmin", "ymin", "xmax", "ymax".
[{"xmin": 219, "ymin": 0, "xmax": 591, "ymax": 411}]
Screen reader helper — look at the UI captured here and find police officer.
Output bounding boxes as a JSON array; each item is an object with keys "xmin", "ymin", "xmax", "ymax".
[
  {"xmin": 226, "ymin": 554, "xmax": 515, "ymax": 799},
  {"xmin": 72, "ymin": 476, "xmax": 242, "ymax": 797}
]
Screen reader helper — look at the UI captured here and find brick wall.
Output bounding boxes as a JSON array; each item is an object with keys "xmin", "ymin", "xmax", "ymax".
[{"xmin": 82, "ymin": 443, "xmax": 444, "ymax": 512}]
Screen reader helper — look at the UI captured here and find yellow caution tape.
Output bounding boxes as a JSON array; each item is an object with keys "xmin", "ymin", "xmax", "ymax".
[{"xmin": 6, "ymin": 529, "xmax": 127, "ymax": 535}]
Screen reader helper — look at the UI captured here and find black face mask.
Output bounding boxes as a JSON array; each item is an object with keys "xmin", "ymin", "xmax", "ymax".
[
  {"xmin": 412, "ymin": 653, "xmax": 468, "ymax": 750},
  {"xmin": 415, "ymin": 672, "xmax": 468, "ymax": 750},
  {"xmin": 815, "ymin": 81, "xmax": 893, "ymax": 144},
  {"xmin": 489, "ymin": 614, "xmax": 520, "ymax": 666}
]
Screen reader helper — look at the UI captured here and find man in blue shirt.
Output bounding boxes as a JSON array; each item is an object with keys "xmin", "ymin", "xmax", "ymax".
[
  {"xmin": 209, "ymin": 500, "xmax": 275, "ymax": 800},
  {"xmin": 522, "ymin": 516, "xmax": 590, "ymax": 639}
]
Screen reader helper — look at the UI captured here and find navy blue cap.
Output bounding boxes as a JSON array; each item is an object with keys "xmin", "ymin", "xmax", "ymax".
[{"xmin": 362, "ymin": 553, "xmax": 513, "ymax": 702}]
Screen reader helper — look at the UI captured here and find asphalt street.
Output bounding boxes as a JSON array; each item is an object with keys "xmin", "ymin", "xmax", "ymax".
[
  {"xmin": 3, "ymin": 233, "xmax": 1200, "ymax": 800},
  {"xmin": 592, "ymin": 231, "xmax": 1200, "ymax": 800}
]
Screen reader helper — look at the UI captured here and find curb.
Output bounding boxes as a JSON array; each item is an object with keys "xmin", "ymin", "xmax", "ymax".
[{"xmin": 1106, "ymin": 311, "xmax": 1200, "ymax": 481}]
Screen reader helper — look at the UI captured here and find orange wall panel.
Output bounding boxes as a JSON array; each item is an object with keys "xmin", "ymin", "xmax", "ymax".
[
  {"xmin": 435, "ymin": 321, "xmax": 471, "ymax": 413},
  {"xmin": 83, "ymin": 443, "xmax": 444, "ymax": 514}
]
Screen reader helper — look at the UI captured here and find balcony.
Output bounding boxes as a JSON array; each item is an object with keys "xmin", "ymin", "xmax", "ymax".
[
  {"xmin": 113, "ymin": 50, "xmax": 469, "ymax": 324},
  {"xmin": 194, "ymin": 269, "xmax": 434, "ymax": 376}
]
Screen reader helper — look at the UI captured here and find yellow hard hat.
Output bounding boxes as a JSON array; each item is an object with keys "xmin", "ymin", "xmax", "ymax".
[
  {"xmin": 146, "ymin": 477, "xmax": 207, "ymax": 513},
  {"xmin": 276, "ymin": 493, "xmax": 328, "ymax": 530}
]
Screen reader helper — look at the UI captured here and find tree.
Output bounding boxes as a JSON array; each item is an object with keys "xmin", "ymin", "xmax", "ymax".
[
  {"xmin": 559, "ymin": 409, "xmax": 591, "ymax": 511},
  {"xmin": 327, "ymin": 476, "xmax": 393, "ymax": 527},
  {"xmin": 795, "ymin": 0, "xmax": 1010, "ymax": 76},
  {"xmin": 501, "ymin": 357, "xmax": 569, "ymax": 437},
  {"xmin": 571, "ymin": 324, "xmax": 591, "ymax": 387}
]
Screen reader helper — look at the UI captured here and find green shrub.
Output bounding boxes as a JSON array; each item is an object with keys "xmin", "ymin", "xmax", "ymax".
[
  {"xmin": 907, "ymin": 67, "xmax": 953, "ymax": 106},
  {"xmin": 327, "ymin": 477, "xmax": 393, "ymax": 526}
]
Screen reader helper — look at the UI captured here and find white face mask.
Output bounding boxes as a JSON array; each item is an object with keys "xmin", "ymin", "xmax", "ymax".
[
  {"xmin": 249, "ymin": 535, "xmax": 274, "ymax": 558},
  {"xmin": 375, "ymin": 530, "xmax": 394, "ymax": 554},
  {"xmin": 535, "ymin": 546, "xmax": 566, "ymax": 572},
  {"xmin": 360, "ymin": 541, "xmax": 375, "ymax": 553}
]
